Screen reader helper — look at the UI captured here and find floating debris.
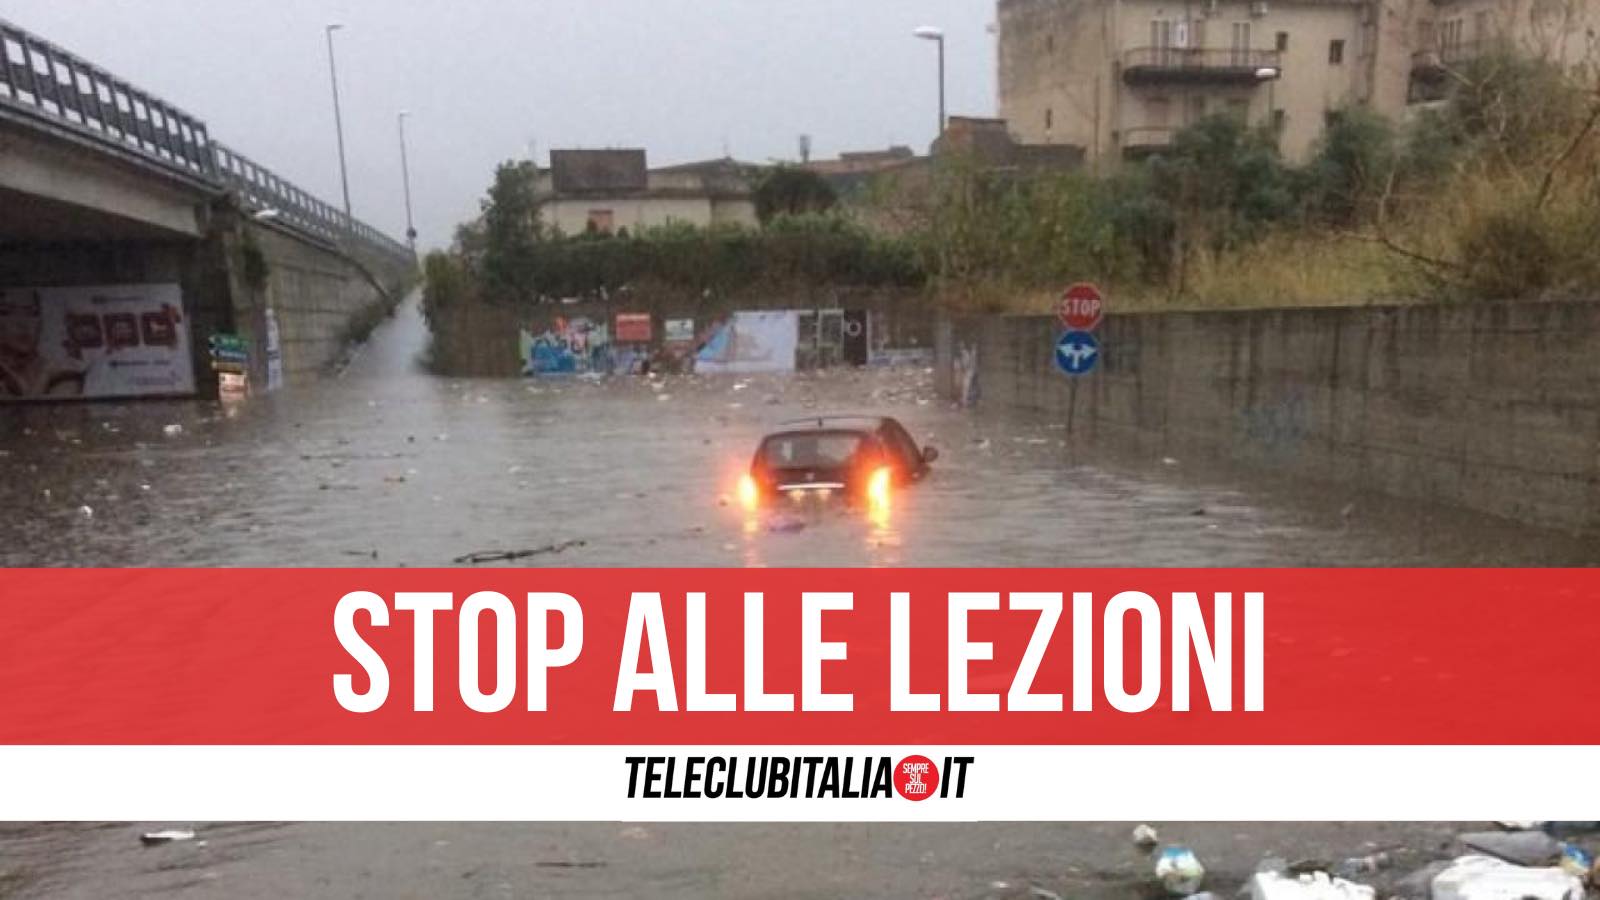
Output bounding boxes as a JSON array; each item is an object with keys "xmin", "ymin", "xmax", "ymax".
[{"xmin": 454, "ymin": 540, "xmax": 588, "ymax": 565}]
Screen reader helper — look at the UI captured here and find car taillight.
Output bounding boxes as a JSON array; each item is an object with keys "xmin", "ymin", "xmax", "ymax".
[
  {"xmin": 739, "ymin": 474, "xmax": 761, "ymax": 511},
  {"xmin": 867, "ymin": 466, "xmax": 892, "ymax": 508}
]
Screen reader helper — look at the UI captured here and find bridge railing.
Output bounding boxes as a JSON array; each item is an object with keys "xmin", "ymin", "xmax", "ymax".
[
  {"xmin": 0, "ymin": 18, "xmax": 215, "ymax": 181},
  {"xmin": 212, "ymin": 144, "xmax": 413, "ymax": 262},
  {"xmin": 0, "ymin": 17, "xmax": 413, "ymax": 268}
]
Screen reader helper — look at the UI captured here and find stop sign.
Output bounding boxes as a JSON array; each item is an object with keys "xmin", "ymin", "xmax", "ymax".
[{"xmin": 1057, "ymin": 283, "xmax": 1105, "ymax": 331}]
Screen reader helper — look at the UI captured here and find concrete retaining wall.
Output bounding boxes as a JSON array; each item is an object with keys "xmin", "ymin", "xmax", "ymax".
[
  {"xmin": 225, "ymin": 220, "xmax": 417, "ymax": 386},
  {"xmin": 1, "ymin": 222, "xmax": 416, "ymax": 399},
  {"xmin": 937, "ymin": 302, "xmax": 1600, "ymax": 533}
]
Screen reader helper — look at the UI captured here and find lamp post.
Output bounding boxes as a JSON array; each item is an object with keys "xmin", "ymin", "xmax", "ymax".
[
  {"xmin": 1255, "ymin": 66, "xmax": 1282, "ymax": 143},
  {"xmin": 913, "ymin": 25, "xmax": 947, "ymax": 138},
  {"xmin": 398, "ymin": 110, "xmax": 417, "ymax": 252},
  {"xmin": 325, "ymin": 23, "xmax": 353, "ymax": 224}
]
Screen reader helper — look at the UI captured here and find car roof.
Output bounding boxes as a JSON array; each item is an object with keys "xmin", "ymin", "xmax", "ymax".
[
  {"xmin": 761, "ymin": 427, "xmax": 875, "ymax": 442},
  {"xmin": 778, "ymin": 415, "xmax": 896, "ymax": 430}
]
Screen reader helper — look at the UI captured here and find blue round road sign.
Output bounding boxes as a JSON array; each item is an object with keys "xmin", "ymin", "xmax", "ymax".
[{"xmin": 1055, "ymin": 330, "xmax": 1100, "ymax": 376}]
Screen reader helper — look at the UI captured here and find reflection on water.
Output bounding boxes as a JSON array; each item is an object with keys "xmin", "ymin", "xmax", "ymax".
[{"xmin": 1, "ymin": 296, "xmax": 1593, "ymax": 568}]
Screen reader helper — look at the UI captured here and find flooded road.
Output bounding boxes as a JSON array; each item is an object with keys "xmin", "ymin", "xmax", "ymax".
[
  {"xmin": 1, "ymin": 300, "xmax": 1591, "ymax": 899},
  {"xmin": 1, "ymin": 295, "xmax": 1592, "ymax": 568},
  {"xmin": 1, "ymin": 820, "xmax": 1482, "ymax": 900}
]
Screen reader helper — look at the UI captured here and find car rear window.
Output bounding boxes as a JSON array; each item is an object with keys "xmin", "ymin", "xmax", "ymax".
[{"xmin": 762, "ymin": 432, "xmax": 865, "ymax": 469}]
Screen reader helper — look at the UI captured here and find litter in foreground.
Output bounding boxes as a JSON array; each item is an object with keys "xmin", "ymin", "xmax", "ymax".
[
  {"xmin": 1430, "ymin": 854, "xmax": 1585, "ymax": 900},
  {"xmin": 1155, "ymin": 846, "xmax": 1205, "ymax": 895}
]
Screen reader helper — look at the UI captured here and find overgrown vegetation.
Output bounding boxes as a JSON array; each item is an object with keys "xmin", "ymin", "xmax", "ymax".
[
  {"xmin": 424, "ymin": 160, "xmax": 922, "ymax": 331},
  {"xmin": 754, "ymin": 166, "xmax": 838, "ymax": 223},
  {"xmin": 427, "ymin": 51, "xmax": 1600, "ymax": 339},
  {"xmin": 892, "ymin": 52, "xmax": 1600, "ymax": 309}
]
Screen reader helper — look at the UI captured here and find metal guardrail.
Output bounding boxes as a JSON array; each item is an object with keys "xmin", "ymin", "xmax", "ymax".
[
  {"xmin": 213, "ymin": 144, "xmax": 411, "ymax": 260},
  {"xmin": 0, "ymin": 19, "xmax": 214, "ymax": 181},
  {"xmin": 0, "ymin": 17, "xmax": 412, "ymax": 266}
]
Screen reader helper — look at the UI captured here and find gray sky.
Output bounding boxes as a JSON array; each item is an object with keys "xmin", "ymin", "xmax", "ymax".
[{"xmin": 3, "ymin": 1, "xmax": 997, "ymax": 249}]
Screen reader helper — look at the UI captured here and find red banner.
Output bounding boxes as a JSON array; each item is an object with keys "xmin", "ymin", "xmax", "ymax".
[{"xmin": 0, "ymin": 569, "xmax": 1592, "ymax": 745}]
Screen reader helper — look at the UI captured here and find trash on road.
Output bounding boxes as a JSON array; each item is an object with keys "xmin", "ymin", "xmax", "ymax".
[
  {"xmin": 162, "ymin": 424, "xmax": 183, "ymax": 437},
  {"xmin": 1132, "ymin": 823, "xmax": 1160, "ymax": 849},
  {"xmin": 766, "ymin": 515, "xmax": 807, "ymax": 534},
  {"xmin": 1430, "ymin": 855, "xmax": 1585, "ymax": 900},
  {"xmin": 77, "ymin": 505, "xmax": 93, "ymax": 519},
  {"xmin": 1458, "ymin": 829, "xmax": 1562, "ymax": 866},
  {"xmin": 1155, "ymin": 846, "xmax": 1206, "ymax": 895},
  {"xmin": 453, "ymin": 540, "xmax": 588, "ymax": 565},
  {"xmin": 1557, "ymin": 843, "xmax": 1591, "ymax": 880},
  {"xmin": 1248, "ymin": 871, "xmax": 1375, "ymax": 900},
  {"xmin": 1333, "ymin": 853, "xmax": 1389, "ymax": 878},
  {"xmin": 139, "ymin": 829, "xmax": 196, "ymax": 845}
]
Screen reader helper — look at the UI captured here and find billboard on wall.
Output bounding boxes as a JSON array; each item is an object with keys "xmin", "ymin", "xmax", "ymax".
[
  {"xmin": 695, "ymin": 311, "xmax": 800, "ymax": 375},
  {"xmin": 663, "ymin": 318, "xmax": 695, "ymax": 345},
  {"xmin": 0, "ymin": 283, "xmax": 195, "ymax": 401},
  {"xmin": 614, "ymin": 313, "xmax": 653, "ymax": 344}
]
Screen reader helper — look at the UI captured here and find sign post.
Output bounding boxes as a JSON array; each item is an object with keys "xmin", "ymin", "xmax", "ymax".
[
  {"xmin": 1057, "ymin": 282, "xmax": 1105, "ymax": 332},
  {"xmin": 1054, "ymin": 282, "xmax": 1105, "ymax": 379},
  {"xmin": 1054, "ymin": 331, "xmax": 1101, "ymax": 377}
]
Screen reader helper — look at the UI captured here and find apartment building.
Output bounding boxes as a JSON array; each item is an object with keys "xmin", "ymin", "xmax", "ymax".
[
  {"xmin": 999, "ymin": 0, "xmax": 1398, "ymax": 164},
  {"xmin": 999, "ymin": 0, "xmax": 1597, "ymax": 165},
  {"xmin": 1409, "ymin": 0, "xmax": 1600, "ymax": 101},
  {"xmin": 535, "ymin": 150, "xmax": 758, "ymax": 236}
]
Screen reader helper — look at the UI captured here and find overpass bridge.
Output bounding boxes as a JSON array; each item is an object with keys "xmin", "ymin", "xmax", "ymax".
[{"xmin": 0, "ymin": 17, "xmax": 417, "ymax": 401}]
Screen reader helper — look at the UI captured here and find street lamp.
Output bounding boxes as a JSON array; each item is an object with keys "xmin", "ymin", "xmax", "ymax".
[
  {"xmin": 913, "ymin": 25, "xmax": 947, "ymax": 138},
  {"xmin": 398, "ymin": 110, "xmax": 417, "ymax": 252},
  {"xmin": 1255, "ymin": 66, "xmax": 1282, "ymax": 141},
  {"xmin": 325, "ymin": 23, "xmax": 353, "ymax": 224}
]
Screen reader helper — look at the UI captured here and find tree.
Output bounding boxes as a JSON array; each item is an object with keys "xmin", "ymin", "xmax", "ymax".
[
  {"xmin": 754, "ymin": 166, "xmax": 838, "ymax": 224},
  {"xmin": 1305, "ymin": 106, "xmax": 1397, "ymax": 225},
  {"xmin": 1143, "ymin": 114, "xmax": 1295, "ymax": 292},
  {"xmin": 479, "ymin": 160, "xmax": 541, "ymax": 295}
]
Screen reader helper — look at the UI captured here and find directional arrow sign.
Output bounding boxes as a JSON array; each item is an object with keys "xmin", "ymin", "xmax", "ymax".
[{"xmin": 1055, "ymin": 330, "xmax": 1101, "ymax": 377}]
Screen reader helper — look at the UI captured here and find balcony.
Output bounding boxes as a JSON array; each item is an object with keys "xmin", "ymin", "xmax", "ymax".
[
  {"xmin": 1122, "ymin": 47, "xmax": 1283, "ymax": 86},
  {"xmin": 1121, "ymin": 127, "xmax": 1178, "ymax": 159},
  {"xmin": 1409, "ymin": 41, "xmax": 1485, "ymax": 102}
]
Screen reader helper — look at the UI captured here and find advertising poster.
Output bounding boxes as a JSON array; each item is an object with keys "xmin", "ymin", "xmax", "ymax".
[
  {"xmin": 264, "ymin": 307, "xmax": 284, "ymax": 392},
  {"xmin": 6, "ymin": 6, "xmax": 1600, "ymax": 900},
  {"xmin": 0, "ymin": 283, "xmax": 195, "ymax": 401},
  {"xmin": 663, "ymin": 317, "xmax": 695, "ymax": 346},
  {"xmin": 695, "ymin": 310, "xmax": 800, "ymax": 374},
  {"xmin": 614, "ymin": 312, "xmax": 653, "ymax": 343}
]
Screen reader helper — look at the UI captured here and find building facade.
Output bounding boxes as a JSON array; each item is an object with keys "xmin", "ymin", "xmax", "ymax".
[
  {"xmin": 997, "ymin": 0, "xmax": 1597, "ymax": 165},
  {"xmin": 535, "ymin": 150, "xmax": 759, "ymax": 235}
]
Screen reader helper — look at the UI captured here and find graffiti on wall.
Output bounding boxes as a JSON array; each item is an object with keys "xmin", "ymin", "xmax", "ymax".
[
  {"xmin": 953, "ymin": 343, "xmax": 981, "ymax": 408},
  {"xmin": 520, "ymin": 317, "xmax": 612, "ymax": 377},
  {"xmin": 1239, "ymin": 388, "xmax": 1310, "ymax": 455}
]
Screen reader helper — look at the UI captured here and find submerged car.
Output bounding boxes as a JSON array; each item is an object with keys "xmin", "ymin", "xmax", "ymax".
[{"xmin": 739, "ymin": 416, "xmax": 939, "ymax": 510}]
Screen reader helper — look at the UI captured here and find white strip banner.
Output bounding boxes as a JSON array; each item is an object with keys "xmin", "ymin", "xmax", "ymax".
[{"xmin": 0, "ymin": 747, "xmax": 1594, "ymax": 822}]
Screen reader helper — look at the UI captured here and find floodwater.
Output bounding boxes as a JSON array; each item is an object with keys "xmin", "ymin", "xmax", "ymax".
[
  {"xmin": 0, "ymin": 820, "xmax": 1482, "ymax": 900},
  {"xmin": 0, "ymin": 294, "xmax": 1592, "ymax": 568},
  {"xmin": 0, "ymin": 299, "xmax": 1589, "ymax": 899}
]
